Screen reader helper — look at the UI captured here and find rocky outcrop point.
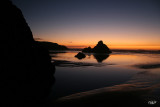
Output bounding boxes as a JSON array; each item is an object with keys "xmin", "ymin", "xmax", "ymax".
[{"xmin": 82, "ymin": 40, "xmax": 112, "ymax": 54}]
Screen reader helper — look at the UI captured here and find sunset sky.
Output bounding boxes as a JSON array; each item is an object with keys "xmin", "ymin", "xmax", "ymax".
[{"xmin": 11, "ymin": 0, "xmax": 160, "ymax": 50}]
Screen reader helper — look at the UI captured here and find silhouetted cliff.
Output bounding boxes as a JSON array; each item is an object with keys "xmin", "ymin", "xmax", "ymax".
[
  {"xmin": 0, "ymin": 0, "xmax": 55, "ymax": 106},
  {"xmin": 37, "ymin": 41, "xmax": 68, "ymax": 50}
]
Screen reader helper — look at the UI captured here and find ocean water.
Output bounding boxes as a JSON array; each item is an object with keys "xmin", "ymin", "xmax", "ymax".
[{"xmin": 49, "ymin": 50, "xmax": 160, "ymax": 100}]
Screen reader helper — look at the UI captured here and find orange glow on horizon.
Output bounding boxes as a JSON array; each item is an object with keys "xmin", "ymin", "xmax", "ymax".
[
  {"xmin": 35, "ymin": 38, "xmax": 160, "ymax": 50},
  {"xmin": 34, "ymin": 29, "xmax": 160, "ymax": 50},
  {"xmin": 66, "ymin": 45, "xmax": 160, "ymax": 50}
]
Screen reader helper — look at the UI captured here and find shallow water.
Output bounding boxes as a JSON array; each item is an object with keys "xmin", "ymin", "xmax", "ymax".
[{"xmin": 49, "ymin": 50, "xmax": 160, "ymax": 100}]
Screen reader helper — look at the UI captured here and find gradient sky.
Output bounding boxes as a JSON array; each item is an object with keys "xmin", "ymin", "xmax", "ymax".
[{"xmin": 11, "ymin": 0, "xmax": 160, "ymax": 49}]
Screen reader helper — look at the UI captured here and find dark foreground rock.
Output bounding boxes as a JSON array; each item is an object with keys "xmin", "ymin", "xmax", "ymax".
[
  {"xmin": 0, "ymin": 0, "xmax": 55, "ymax": 106},
  {"xmin": 75, "ymin": 52, "xmax": 86, "ymax": 59}
]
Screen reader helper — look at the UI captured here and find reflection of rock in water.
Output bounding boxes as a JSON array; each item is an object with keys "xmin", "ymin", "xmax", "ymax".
[
  {"xmin": 93, "ymin": 54, "xmax": 109, "ymax": 63},
  {"xmin": 86, "ymin": 53, "xmax": 92, "ymax": 57}
]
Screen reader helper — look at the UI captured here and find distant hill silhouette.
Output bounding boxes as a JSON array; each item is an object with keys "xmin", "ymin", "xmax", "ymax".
[
  {"xmin": 37, "ymin": 41, "xmax": 68, "ymax": 50},
  {"xmin": 82, "ymin": 40, "xmax": 112, "ymax": 54},
  {"xmin": 1, "ymin": 0, "xmax": 55, "ymax": 106}
]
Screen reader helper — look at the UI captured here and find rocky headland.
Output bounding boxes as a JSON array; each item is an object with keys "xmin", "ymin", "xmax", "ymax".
[{"xmin": 0, "ymin": 0, "xmax": 55, "ymax": 106}]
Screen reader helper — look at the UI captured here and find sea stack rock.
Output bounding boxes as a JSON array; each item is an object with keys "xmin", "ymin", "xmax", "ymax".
[
  {"xmin": 75, "ymin": 52, "xmax": 86, "ymax": 59},
  {"xmin": 92, "ymin": 40, "xmax": 112, "ymax": 53},
  {"xmin": 82, "ymin": 46, "xmax": 92, "ymax": 53},
  {"xmin": 1, "ymin": 0, "xmax": 55, "ymax": 106}
]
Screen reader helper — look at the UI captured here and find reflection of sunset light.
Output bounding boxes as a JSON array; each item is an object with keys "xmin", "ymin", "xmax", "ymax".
[{"xmin": 106, "ymin": 54, "xmax": 160, "ymax": 65}]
